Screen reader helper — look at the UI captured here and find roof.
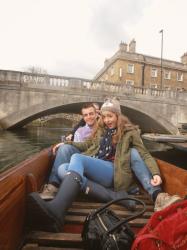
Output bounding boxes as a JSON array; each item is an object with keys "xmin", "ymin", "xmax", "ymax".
[{"xmin": 94, "ymin": 47, "xmax": 187, "ymax": 80}]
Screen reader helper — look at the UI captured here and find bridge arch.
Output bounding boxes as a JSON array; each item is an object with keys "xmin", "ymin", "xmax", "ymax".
[
  {"xmin": 120, "ymin": 103, "xmax": 176, "ymax": 134},
  {"xmin": 0, "ymin": 99, "xmax": 177, "ymax": 134}
]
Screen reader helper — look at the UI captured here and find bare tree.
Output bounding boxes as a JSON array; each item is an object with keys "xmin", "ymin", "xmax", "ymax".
[{"xmin": 25, "ymin": 66, "xmax": 48, "ymax": 75}]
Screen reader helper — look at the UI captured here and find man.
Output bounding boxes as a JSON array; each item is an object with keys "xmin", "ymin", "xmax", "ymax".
[
  {"xmin": 40, "ymin": 103, "xmax": 98, "ymax": 199},
  {"xmin": 73, "ymin": 103, "xmax": 99, "ymax": 142},
  {"xmin": 66, "ymin": 103, "xmax": 100, "ymax": 141}
]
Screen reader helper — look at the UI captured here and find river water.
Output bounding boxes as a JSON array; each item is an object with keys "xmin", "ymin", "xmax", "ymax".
[
  {"xmin": 0, "ymin": 126, "xmax": 186, "ymax": 173},
  {"xmin": 0, "ymin": 127, "xmax": 70, "ymax": 173}
]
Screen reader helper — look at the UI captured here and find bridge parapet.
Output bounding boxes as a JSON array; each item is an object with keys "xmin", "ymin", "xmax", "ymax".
[
  {"xmin": 0, "ymin": 69, "xmax": 187, "ymax": 101},
  {"xmin": 1, "ymin": 69, "xmax": 187, "ymax": 132}
]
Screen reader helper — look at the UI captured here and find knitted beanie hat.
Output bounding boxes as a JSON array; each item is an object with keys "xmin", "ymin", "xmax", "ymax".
[{"xmin": 101, "ymin": 98, "xmax": 121, "ymax": 114}]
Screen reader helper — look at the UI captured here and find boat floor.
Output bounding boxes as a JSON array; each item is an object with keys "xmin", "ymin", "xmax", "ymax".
[{"xmin": 22, "ymin": 193, "xmax": 154, "ymax": 250}]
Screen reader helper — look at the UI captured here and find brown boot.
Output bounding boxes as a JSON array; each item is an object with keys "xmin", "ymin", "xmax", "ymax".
[
  {"xmin": 39, "ymin": 184, "xmax": 58, "ymax": 200},
  {"xmin": 154, "ymin": 192, "xmax": 182, "ymax": 212}
]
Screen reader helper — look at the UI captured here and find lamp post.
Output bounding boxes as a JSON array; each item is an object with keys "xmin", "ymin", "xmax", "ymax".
[{"xmin": 159, "ymin": 29, "xmax": 164, "ymax": 89}]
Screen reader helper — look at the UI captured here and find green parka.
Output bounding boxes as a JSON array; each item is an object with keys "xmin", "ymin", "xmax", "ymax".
[{"xmin": 65, "ymin": 127, "xmax": 160, "ymax": 191}]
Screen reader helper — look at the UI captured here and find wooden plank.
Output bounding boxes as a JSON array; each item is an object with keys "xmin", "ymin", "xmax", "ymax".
[
  {"xmin": 65, "ymin": 215, "xmax": 149, "ymax": 228},
  {"xmin": 77, "ymin": 193, "xmax": 152, "ymax": 203},
  {"xmin": 68, "ymin": 208, "xmax": 153, "ymax": 218},
  {"xmin": 71, "ymin": 201, "xmax": 154, "ymax": 212},
  {"xmin": 22, "ymin": 243, "xmax": 82, "ymax": 250},
  {"xmin": 26, "ymin": 232, "xmax": 82, "ymax": 248},
  {"xmin": 21, "ymin": 243, "xmax": 39, "ymax": 250},
  {"xmin": 40, "ymin": 248, "xmax": 82, "ymax": 250},
  {"xmin": 25, "ymin": 212, "xmax": 149, "ymax": 248}
]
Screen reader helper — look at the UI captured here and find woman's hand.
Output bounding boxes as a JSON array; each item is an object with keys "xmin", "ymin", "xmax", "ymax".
[
  {"xmin": 52, "ymin": 142, "xmax": 64, "ymax": 155},
  {"xmin": 150, "ymin": 175, "xmax": 162, "ymax": 186}
]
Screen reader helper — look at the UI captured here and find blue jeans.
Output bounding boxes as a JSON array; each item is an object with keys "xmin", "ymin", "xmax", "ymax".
[
  {"xmin": 49, "ymin": 144, "xmax": 80, "ymax": 185},
  {"xmin": 58, "ymin": 148, "xmax": 162, "ymax": 198},
  {"xmin": 130, "ymin": 148, "xmax": 162, "ymax": 198},
  {"xmin": 59, "ymin": 153, "xmax": 114, "ymax": 190}
]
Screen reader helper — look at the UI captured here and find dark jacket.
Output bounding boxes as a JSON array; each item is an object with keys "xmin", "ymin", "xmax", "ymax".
[{"xmin": 66, "ymin": 127, "xmax": 160, "ymax": 191}]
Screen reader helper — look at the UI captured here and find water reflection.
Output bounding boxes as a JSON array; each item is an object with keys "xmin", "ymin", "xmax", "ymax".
[{"xmin": 0, "ymin": 127, "xmax": 70, "ymax": 172}]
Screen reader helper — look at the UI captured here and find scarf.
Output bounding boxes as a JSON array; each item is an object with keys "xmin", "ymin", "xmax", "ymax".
[{"xmin": 95, "ymin": 128, "xmax": 116, "ymax": 160}]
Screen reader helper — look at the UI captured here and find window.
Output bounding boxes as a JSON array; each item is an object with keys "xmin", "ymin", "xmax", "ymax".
[
  {"xmin": 127, "ymin": 64, "xmax": 134, "ymax": 74},
  {"xmin": 164, "ymin": 71, "xmax": 171, "ymax": 80},
  {"xmin": 126, "ymin": 80, "xmax": 134, "ymax": 86},
  {"xmin": 177, "ymin": 72, "xmax": 183, "ymax": 81},
  {"xmin": 119, "ymin": 67, "xmax": 122, "ymax": 78},
  {"xmin": 151, "ymin": 68, "xmax": 157, "ymax": 77}
]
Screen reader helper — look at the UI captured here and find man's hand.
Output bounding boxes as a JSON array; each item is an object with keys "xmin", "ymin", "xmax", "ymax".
[
  {"xmin": 150, "ymin": 175, "xmax": 162, "ymax": 186},
  {"xmin": 66, "ymin": 134, "xmax": 73, "ymax": 141},
  {"xmin": 52, "ymin": 142, "xmax": 64, "ymax": 155}
]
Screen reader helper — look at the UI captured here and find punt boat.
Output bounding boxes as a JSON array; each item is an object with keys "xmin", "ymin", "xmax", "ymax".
[
  {"xmin": 142, "ymin": 133, "xmax": 187, "ymax": 143},
  {"xmin": 0, "ymin": 147, "xmax": 187, "ymax": 250}
]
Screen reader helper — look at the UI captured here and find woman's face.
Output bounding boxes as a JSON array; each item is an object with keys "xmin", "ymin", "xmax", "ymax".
[{"xmin": 102, "ymin": 111, "xmax": 118, "ymax": 129}]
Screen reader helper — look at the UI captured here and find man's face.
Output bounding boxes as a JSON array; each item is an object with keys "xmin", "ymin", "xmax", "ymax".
[{"xmin": 82, "ymin": 107, "xmax": 97, "ymax": 127}]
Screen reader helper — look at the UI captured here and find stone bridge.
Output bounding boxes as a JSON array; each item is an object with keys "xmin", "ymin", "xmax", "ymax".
[{"xmin": 1, "ymin": 70, "xmax": 187, "ymax": 134}]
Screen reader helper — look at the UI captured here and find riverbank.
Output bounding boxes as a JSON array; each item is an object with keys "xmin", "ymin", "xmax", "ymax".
[{"xmin": 27, "ymin": 114, "xmax": 81, "ymax": 127}]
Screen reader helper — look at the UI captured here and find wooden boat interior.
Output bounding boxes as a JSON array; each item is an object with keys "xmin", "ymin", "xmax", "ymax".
[{"xmin": 0, "ymin": 148, "xmax": 187, "ymax": 250}]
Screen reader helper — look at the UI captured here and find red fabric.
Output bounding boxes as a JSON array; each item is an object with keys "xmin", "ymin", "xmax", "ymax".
[{"xmin": 131, "ymin": 199, "xmax": 187, "ymax": 250}]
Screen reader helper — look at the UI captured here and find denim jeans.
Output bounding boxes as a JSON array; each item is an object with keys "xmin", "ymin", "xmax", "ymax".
[
  {"xmin": 59, "ymin": 153, "xmax": 114, "ymax": 190},
  {"xmin": 49, "ymin": 144, "xmax": 80, "ymax": 185},
  {"xmin": 58, "ymin": 148, "xmax": 162, "ymax": 199},
  {"xmin": 130, "ymin": 148, "xmax": 162, "ymax": 198}
]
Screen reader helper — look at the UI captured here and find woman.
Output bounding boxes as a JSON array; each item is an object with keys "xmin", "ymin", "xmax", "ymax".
[{"xmin": 28, "ymin": 98, "xmax": 181, "ymax": 232}]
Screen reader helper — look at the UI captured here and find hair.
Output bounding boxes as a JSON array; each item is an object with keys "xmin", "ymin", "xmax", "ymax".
[
  {"xmin": 81, "ymin": 103, "xmax": 96, "ymax": 114},
  {"xmin": 91, "ymin": 113, "xmax": 138, "ymax": 143}
]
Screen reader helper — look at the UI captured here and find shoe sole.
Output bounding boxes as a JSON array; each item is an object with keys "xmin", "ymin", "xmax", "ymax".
[
  {"xmin": 39, "ymin": 194, "xmax": 54, "ymax": 200},
  {"xmin": 154, "ymin": 197, "xmax": 182, "ymax": 212},
  {"xmin": 27, "ymin": 193, "xmax": 62, "ymax": 232}
]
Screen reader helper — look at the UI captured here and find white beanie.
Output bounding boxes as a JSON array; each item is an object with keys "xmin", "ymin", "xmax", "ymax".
[{"xmin": 101, "ymin": 98, "xmax": 121, "ymax": 114}]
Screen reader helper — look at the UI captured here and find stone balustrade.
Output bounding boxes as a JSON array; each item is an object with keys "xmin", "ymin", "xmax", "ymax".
[{"xmin": 0, "ymin": 69, "xmax": 186, "ymax": 100}]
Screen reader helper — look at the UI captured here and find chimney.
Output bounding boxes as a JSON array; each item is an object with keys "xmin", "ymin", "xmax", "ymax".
[
  {"xmin": 119, "ymin": 41, "xmax": 128, "ymax": 52},
  {"xmin": 129, "ymin": 39, "xmax": 136, "ymax": 53},
  {"xmin": 181, "ymin": 52, "xmax": 187, "ymax": 64}
]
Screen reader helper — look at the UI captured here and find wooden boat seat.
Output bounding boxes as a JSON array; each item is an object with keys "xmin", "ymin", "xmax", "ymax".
[{"xmin": 22, "ymin": 193, "xmax": 154, "ymax": 249}]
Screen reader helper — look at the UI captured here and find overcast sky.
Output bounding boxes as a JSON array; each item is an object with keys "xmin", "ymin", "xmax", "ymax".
[{"xmin": 0, "ymin": 0, "xmax": 187, "ymax": 79}]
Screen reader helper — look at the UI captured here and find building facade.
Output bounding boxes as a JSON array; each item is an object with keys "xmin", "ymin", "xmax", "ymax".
[{"xmin": 94, "ymin": 39, "xmax": 187, "ymax": 91}]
